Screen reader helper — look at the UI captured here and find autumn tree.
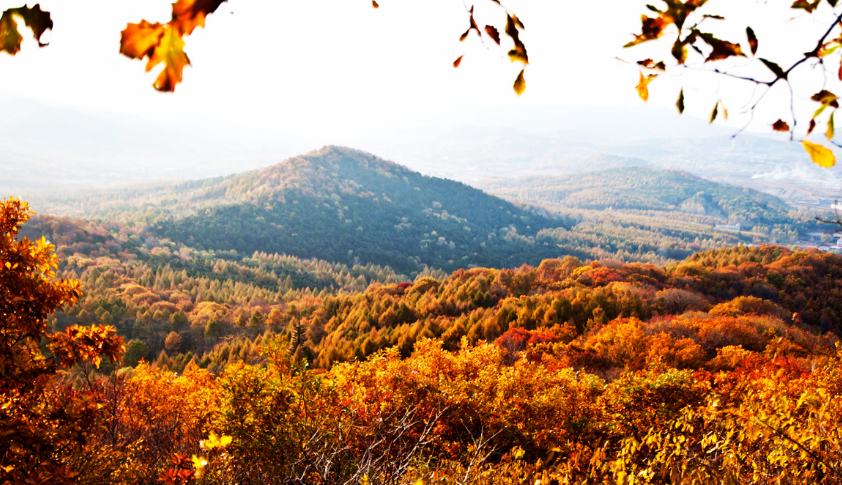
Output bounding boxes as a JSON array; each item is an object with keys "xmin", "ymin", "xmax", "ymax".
[
  {"xmin": 165, "ymin": 331, "xmax": 183, "ymax": 353},
  {"xmin": 0, "ymin": 197, "xmax": 124, "ymax": 483}
]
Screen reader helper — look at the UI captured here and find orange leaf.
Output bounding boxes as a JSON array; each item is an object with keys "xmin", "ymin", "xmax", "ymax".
[
  {"xmin": 372, "ymin": 0, "xmax": 379, "ymax": 7},
  {"xmin": 171, "ymin": 0, "xmax": 226, "ymax": 36},
  {"xmin": 121, "ymin": 22, "xmax": 190, "ymax": 92},
  {"xmin": 120, "ymin": 20, "xmax": 166, "ymax": 60},
  {"xmin": 453, "ymin": 55, "xmax": 463, "ymax": 68},
  {"xmin": 484, "ymin": 25, "xmax": 500, "ymax": 45}
]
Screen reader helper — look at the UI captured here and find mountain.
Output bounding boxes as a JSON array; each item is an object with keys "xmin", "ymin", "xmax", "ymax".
[
  {"xmin": 477, "ymin": 166, "xmax": 803, "ymax": 229},
  {"xmin": 44, "ymin": 146, "xmax": 579, "ymax": 275}
]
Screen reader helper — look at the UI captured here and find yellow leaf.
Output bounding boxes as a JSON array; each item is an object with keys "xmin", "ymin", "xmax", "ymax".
[
  {"xmin": 202, "ymin": 432, "xmax": 233, "ymax": 450},
  {"xmin": 191, "ymin": 455, "xmax": 208, "ymax": 469},
  {"xmin": 513, "ymin": 69, "xmax": 526, "ymax": 96},
  {"xmin": 636, "ymin": 71, "xmax": 656, "ymax": 102},
  {"xmin": 802, "ymin": 140, "xmax": 836, "ymax": 168},
  {"xmin": 828, "ymin": 112, "xmax": 835, "ymax": 140}
]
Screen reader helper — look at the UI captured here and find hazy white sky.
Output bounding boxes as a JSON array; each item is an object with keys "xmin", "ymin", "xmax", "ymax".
[{"xmin": 0, "ymin": 0, "xmax": 838, "ymax": 139}]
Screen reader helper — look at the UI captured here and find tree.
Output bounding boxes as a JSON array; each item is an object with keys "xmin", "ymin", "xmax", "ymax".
[
  {"xmin": 625, "ymin": 0, "xmax": 842, "ymax": 166},
  {"xmin": 165, "ymin": 331, "xmax": 183, "ymax": 353},
  {"xmin": 0, "ymin": 197, "xmax": 124, "ymax": 483},
  {"xmin": 171, "ymin": 310, "xmax": 189, "ymax": 331},
  {"xmin": 124, "ymin": 339, "xmax": 151, "ymax": 367}
]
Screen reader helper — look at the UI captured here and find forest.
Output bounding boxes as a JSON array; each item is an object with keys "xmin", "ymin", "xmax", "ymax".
[{"xmin": 6, "ymin": 192, "xmax": 842, "ymax": 484}]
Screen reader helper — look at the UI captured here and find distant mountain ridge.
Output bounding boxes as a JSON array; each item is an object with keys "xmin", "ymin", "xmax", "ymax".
[
  {"xmin": 141, "ymin": 146, "xmax": 577, "ymax": 275},
  {"xmin": 477, "ymin": 166, "xmax": 800, "ymax": 229}
]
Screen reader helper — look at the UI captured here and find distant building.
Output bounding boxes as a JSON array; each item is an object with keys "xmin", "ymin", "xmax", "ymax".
[{"xmin": 715, "ymin": 223, "xmax": 741, "ymax": 232}]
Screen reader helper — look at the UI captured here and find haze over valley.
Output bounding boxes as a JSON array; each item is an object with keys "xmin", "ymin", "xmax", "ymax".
[{"xmin": 6, "ymin": 99, "xmax": 842, "ymax": 213}]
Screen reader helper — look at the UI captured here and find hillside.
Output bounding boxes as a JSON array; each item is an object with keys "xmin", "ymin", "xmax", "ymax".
[
  {"xmin": 477, "ymin": 166, "xmax": 804, "ymax": 230},
  {"xmin": 47, "ymin": 146, "xmax": 579, "ymax": 275}
]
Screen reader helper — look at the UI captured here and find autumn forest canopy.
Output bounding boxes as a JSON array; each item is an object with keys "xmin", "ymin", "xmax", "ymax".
[{"xmin": 7, "ymin": 0, "xmax": 842, "ymax": 484}]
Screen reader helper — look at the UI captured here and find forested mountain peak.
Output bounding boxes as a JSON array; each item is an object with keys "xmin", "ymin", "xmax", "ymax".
[
  {"xmin": 221, "ymin": 146, "xmax": 415, "ymax": 202},
  {"xmin": 144, "ymin": 146, "xmax": 576, "ymax": 275}
]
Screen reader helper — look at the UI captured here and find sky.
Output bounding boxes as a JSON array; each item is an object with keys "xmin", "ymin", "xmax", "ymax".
[{"xmin": 0, "ymin": 0, "xmax": 839, "ymax": 140}]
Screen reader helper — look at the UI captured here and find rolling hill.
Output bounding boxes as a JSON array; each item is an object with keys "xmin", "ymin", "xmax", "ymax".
[
  {"xmin": 48, "ymin": 146, "xmax": 579, "ymax": 275},
  {"xmin": 477, "ymin": 166, "xmax": 802, "ymax": 229}
]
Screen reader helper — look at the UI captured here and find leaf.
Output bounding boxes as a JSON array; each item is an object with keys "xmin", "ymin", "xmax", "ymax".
[
  {"xmin": 505, "ymin": 14, "xmax": 528, "ymax": 64},
  {"xmin": 171, "ymin": 0, "xmax": 227, "ymax": 36},
  {"xmin": 153, "ymin": 25, "xmax": 191, "ymax": 92},
  {"xmin": 808, "ymin": 118, "xmax": 817, "ymax": 135},
  {"xmin": 828, "ymin": 112, "xmax": 835, "ymax": 139},
  {"xmin": 746, "ymin": 27, "xmax": 758, "ymax": 55},
  {"xmin": 191, "ymin": 455, "xmax": 208, "ymax": 469},
  {"xmin": 484, "ymin": 25, "xmax": 500, "ymax": 45},
  {"xmin": 791, "ymin": 0, "xmax": 821, "ymax": 12},
  {"xmin": 372, "ymin": 0, "xmax": 379, "ymax": 7},
  {"xmin": 759, "ymin": 58, "xmax": 787, "ymax": 79},
  {"xmin": 625, "ymin": 15, "xmax": 671, "ymax": 47},
  {"xmin": 120, "ymin": 20, "xmax": 166, "ymax": 60},
  {"xmin": 700, "ymin": 34, "xmax": 745, "ymax": 62},
  {"xmin": 121, "ymin": 21, "xmax": 190, "ymax": 92},
  {"xmin": 676, "ymin": 88, "xmax": 685, "ymax": 114},
  {"xmin": 637, "ymin": 58, "xmax": 666, "ymax": 70},
  {"xmin": 636, "ymin": 71, "xmax": 657, "ymax": 101},
  {"xmin": 121, "ymin": 0, "xmax": 224, "ymax": 91},
  {"xmin": 772, "ymin": 119, "xmax": 791, "ymax": 132},
  {"xmin": 453, "ymin": 55, "xmax": 463, "ymax": 68},
  {"xmin": 811, "ymin": 90, "xmax": 839, "ymax": 107},
  {"xmin": 0, "ymin": 5, "xmax": 53, "ymax": 55},
  {"xmin": 671, "ymin": 38, "xmax": 689, "ymax": 63},
  {"xmin": 710, "ymin": 102, "xmax": 719, "ymax": 123},
  {"xmin": 513, "ymin": 69, "xmax": 526, "ymax": 96},
  {"xmin": 802, "ymin": 140, "xmax": 836, "ymax": 167}
]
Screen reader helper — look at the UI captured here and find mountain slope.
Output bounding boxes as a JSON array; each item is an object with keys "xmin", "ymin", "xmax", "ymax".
[
  {"xmin": 477, "ymin": 166, "xmax": 802, "ymax": 229},
  {"xmin": 145, "ymin": 146, "xmax": 577, "ymax": 274}
]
